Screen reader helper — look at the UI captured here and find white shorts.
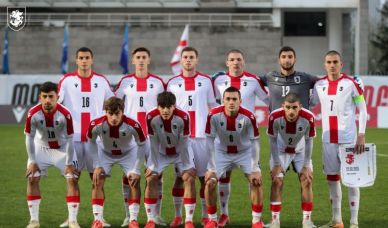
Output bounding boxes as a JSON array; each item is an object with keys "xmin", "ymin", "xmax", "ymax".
[
  {"xmin": 157, "ymin": 147, "xmax": 195, "ymax": 175},
  {"xmin": 270, "ymin": 152, "xmax": 313, "ymax": 174},
  {"xmin": 190, "ymin": 138, "xmax": 207, "ymax": 177},
  {"xmin": 98, "ymin": 145, "xmax": 140, "ymax": 176},
  {"xmin": 215, "ymin": 147, "xmax": 256, "ymax": 178},
  {"xmin": 27, "ymin": 144, "xmax": 78, "ymax": 176},
  {"xmin": 322, "ymin": 142, "xmax": 355, "ymax": 175},
  {"xmin": 74, "ymin": 141, "xmax": 94, "ymax": 173}
]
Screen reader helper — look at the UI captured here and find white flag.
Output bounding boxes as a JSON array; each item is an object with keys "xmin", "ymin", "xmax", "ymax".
[{"xmin": 170, "ymin": 24, "xmax": 189, "ymax": 75}]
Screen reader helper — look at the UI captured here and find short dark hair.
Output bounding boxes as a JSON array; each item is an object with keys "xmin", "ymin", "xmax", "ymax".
[
  {"xmin": 223, "ymin": 86, "xmax": 241, "ymax": 98},
  {"xmin": 76, "ymin": 47, "xmax": 93, "ymax": 58},
  {"xmin": 283, "ymin": 92, "xmax": 300, "ymax": 103},
  {"xmin": 278, "ymin": 46, "xmax": 296, "ymax": 58},
  {"xmin": 181, "ymin": 46, "xmax": 198, "ymax": 57},
  {"xmin": 325, "ymin": 50, "xmax": 342, "ymax": 61},
  {"xmin": 40, "ymin": 81, "xmax": 58, "ymax": 94},
  {"xmin": 132, "ymin": 47, "xmax": 151, "ymax": 57},
  {"xmin": 226, "ymin": 49, "xmax": 244, "ymax": 60},
  {"xmin": 157, "ymin": 91, "xmax": 176, "ymax": 108},
  {"xmin": 104, "ymin": 97, "xmax": 124, "ymax": 112}
]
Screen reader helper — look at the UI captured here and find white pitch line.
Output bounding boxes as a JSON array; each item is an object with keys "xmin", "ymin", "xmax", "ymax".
[{"xmin": 377, "ymin": 154, "xmax": 388, "ymax": 157}]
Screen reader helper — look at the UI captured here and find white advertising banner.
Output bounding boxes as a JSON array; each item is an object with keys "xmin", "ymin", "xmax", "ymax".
[{"xmin": 340, "ymin": 143, "xmax": 377, "ymax": 188}]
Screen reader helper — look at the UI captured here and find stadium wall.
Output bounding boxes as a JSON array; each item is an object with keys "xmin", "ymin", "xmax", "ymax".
[{"xmin": 0, "ymin": 75, "xmax": 387, "ymax": 128}]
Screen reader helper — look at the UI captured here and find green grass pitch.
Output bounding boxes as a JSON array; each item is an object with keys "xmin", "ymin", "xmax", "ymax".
[{"xmin": 0, "ymin": 125, "xmax": 387, "ymax": 227}]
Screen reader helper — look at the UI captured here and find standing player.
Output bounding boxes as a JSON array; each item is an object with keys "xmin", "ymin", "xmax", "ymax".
[
  {"xmin": 144, "ymin": 91, "xmax": 196, "ymax": 228},
  {"xmin": 167, "ymin": 46, "xmax": 217, "ymax": 227},
  {"xmin": 24, "ymin": 82, "xmax": 80, "ymax": 228},
  {"xmin": 58, "ymin": 47, "xmax": 114, "ymax": 227},
  {"xmin": 204, "ymin": 86, "xmax": 264, "ymax": 228},
  {"xmin": 87, "ymin": 97, "xmax": 146, "ymax": 228},
  {"xmin": 212, "ymin": 49, "xmax": 268, "ymax": 226},
  {"xmin": 267, "ymin": 93, "xmax": 316, "ymax": 228},
  {"xmin": 311, "ymin": 51, "xmax": 367, "ymax": 228},
  {"xmin": 115, "ymin": 47, "xmax": 166, "ymax": 226}
]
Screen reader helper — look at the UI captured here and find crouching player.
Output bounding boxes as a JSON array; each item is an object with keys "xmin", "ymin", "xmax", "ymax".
[
  {"xmin": 267, "ymin": 93, "xmax": 316, "ymax": 228},
  {"xmin": 204, "ymin": 86, "xmax": 264, "ymax": 228},
  {"xmin": 144, "ymin": 91, "xmax": 197, "ymax": 228},
  {"xmin": 24, "ymin": 82, "xmax": 80, "ymax": 228},
  {"xmin": 87, "ymin": 97, "xmax": 146, "ymax": 228}
]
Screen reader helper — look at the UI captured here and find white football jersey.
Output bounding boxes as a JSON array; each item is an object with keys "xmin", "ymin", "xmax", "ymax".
[
  {"xmin": 312, "ymin": 74, "xmax": 363, "ymax": 143},
  {"xmin": 167, "ymin": 72, "xmax": 217, "ymax": 138},
  {"xmin": 147, "ymin": 107, "xmax": 190, "ymax": 155},
  {"xmin": 24, "ymin": 103, "xmax": 74, "ymax": 149},
  {"xmin": 115, "ymin": 73, "xmax": 165, "ymax": 135},
  {"xmin": 87, "ymin": 115, "xmax": 146, "ymax": 155},
  {"xmin": 213, "ymin": 71, "xmax": 268, "ymax": 112},
  {"xmin": 205, "ymin": 105, "xmax": 259, "ymax": 153},
  {"xmin": 267, "ymin": 108, "xmax": 316, "ymax": 153},
  {"xmin": 58, "ymin": 71, "xmax": 114, "ymax": 142}
]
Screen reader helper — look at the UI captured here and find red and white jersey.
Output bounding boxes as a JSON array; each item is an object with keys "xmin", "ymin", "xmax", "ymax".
[
  {"xmin": 267, "ymin": 108, "xmax": 316, "ymax": 153},
  {"xmin": 213, "ymin": 71, "xmax": 268, "ymax": 112},
  {"xmin": 24, "ymin": 103, "xmax": 74, "ymax": 149},
  {"xmin": 115, "ymin": 73, "xmax": 165, "ymax": 135},
  {"xmin": 147, "ymin": 108, "xmax": 190, "ymax": 155},
  {"xmin": 312, "ymin": 74, "xmax": 363, "ymax": 143},
  {"xmin": 167, "ymin": 72, "xmax": 217, "ymax": 138},
  {"xmin": 87, "ymin": 115, "xmax": 146, "ymax": 155},
  {"xmin": 58, "ymin": 71, "xmax": 114, "ymax": 142},
  {"xmin": 205, "ymin": 106, "xmax": 259, "ymax": 153}
]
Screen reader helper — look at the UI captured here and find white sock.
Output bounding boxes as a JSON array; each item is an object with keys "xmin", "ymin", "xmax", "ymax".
[
  {"xmin": 92, "ymin": 204, "xmax": 103, "ymax": 221},
  {"xmin": 122, "ymin": 180, "xmax": 130, "ymax": 218},
  {"xmin": 252, "ymin": 204, "xmax": 263, "ymax": 224},
  {"xmin": 348, "ymin": 187, "xmax": 360, "ymax": 225},
  {"xmin": 129, "ymin": 200, "xmax": 140, "ymax": 221},
  {"xmin": 155, "ymin": 178, "xmax": 163, "ymax": 216},
  {"xmin": 200, "ymin": 197, "xmax": 207, "ymax": 218},
  {"xmin": 184, "ymin": 198, "xmax": 196, "ymax": 222},
  {"xmin": 145, "ymin": 198, "xmax": 157, "ymax": 221},
  {"xmin": 270, "ymin": 202, "xmax": 281, "ymax": 222},
  {"xmin": 66, "ymin": 196, "xmax": 80, "ymax": 222},
  {"xmin": 328, "ymin": 180, "xmax": 342, "ymax": 223},
  {"xmin": 27, "ymin": 196, "xmax": 41, "ymax": 221},
  {"xmin": 218, "ymin": 181, "xmax": 231, "ymax": 215}
]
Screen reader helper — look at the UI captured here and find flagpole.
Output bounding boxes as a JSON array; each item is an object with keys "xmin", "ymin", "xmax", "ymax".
[
  {"xmin": 2, "ymin": 27, "xmax": 9, "ymax": 74},
  {"xmin": 60, "ymin": 24, "xmax": 68, "ymax": 74},
  {"xmin": 119, "ymin": 23, "xmax": 129, "ymax": 74}
]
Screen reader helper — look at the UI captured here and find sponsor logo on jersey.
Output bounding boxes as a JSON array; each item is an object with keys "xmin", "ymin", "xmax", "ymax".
[
  {"xmin": 75, "ymin": 83, "xmax": 78, "ymax": 88},
  {"xmin": 346, "ymin": 153, "xmax": 355, "ymax": 165}
]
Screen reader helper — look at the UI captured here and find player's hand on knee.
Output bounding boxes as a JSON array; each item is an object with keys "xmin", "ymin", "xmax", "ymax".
[
  {"xmin": 355, "ymin": 133, "xmax": 365, "ymax": 154},
  {"xmin": 182, "ymin": 168, "xmax": 196, "ymax": 182},
  {"xmin": 271, "ymin": 165, "xmax": 284, "ymax": 179},
  {"xmin": 65, "ymin": 165, "xmax": 79, "ymax": 178},
  {"xmin": 26, "ymin": 162, "xmax": 40, "ymax": 179},
  {"xmin": 300, "ymin": 167, "xmax": 313, "ymax": 183},
  {"xmin": 250, "ymin": 171, "xmax": 262, "ymax": 186},
  {"xmin": 128, "ymin": 173, "xmax": 141, "ymax": 188},
  {"xmin": 93, "ymin": 167, "xmax": 105, "ymax": 186},
  {"xmin": 145, "ymin": 168, "xmax": 156, "ymax": 178},
  {"xmin": 205, "ymin": 171, "xmax": 217, "ymax": 188}
]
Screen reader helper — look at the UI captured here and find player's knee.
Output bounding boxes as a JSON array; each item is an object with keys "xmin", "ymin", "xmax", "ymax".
[
  {"xmin": 300, "ymin": 173, "xmax": 312, "ymax": 187},
  {"xmin": 182, "ymin": 173, "xmax": 195, "ymax": 184},
  {"xmin": 146, "ymin": 175, "xmax": 158, "ymax": 187},
  {"xmin": 206, "ymin": 178, "xmax": 217, "ymax": 190},
  {"xmin": 272, "ymin": 176, "xmax": 283, "ymax": 188},
  {"xmin": 28, "ymin": 177, "xmax": 40, "ymax": 186}
]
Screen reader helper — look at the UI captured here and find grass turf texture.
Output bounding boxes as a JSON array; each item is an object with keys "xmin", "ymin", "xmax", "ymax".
[{"xmin": 0, "ymin": 124, "xmax": 387, "ymax": 227}]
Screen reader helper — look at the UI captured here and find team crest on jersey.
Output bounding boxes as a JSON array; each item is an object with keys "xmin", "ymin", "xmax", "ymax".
[
  {"xmin": 94, "ymin": 83, "xmax": 98, "ymax": 88},
  {"xmin": 238, "ymin": 123, "xmax": 242, "ymax": 128},
  {"xmin": 198, "ymin": 82, "xmax": 202, "ymax": 87},
  {"xmin": 55, "ymin": 120, "xmax": 59, "ymax": 125},
  {"xmin": 243, "ymin": 81, "xmax": 247, "ymax": 87},
  {"xmin": 173, "ymin": 124, "xmax": 177, "ymax": 129},
  {"xmin": 224, "ymin": 81, "xmax": 228, "ymax": 86},
  {"xmin": 122, "ymin": 132, "xmax": 126, "ymax": 136},
  {"xmin": 178, "ymin": 84, "xmax": 182, "ymax": 87},
  {"xmin": 103, "ymin": 130, "xmax": 106, "ymax": 134},
  {"xmin": 220, "ymin": 122, "xmax": 224, "ymax": 126},
  {"xmin": 280, "ymin": 125, "xmax": 284, "ymax": 130},
  {"xmin": 346, "ymin": 153, "xmax": 355, "ymax": 165},
  {"xmin": 75, "ymin": 83, "xmax": 79, "ymax": 88},
  {"xmin": 130, "ymin": 84, "xmax": 134, "ymax": 88},
  {"xmin": 322, "ymin": 87, "xmax": 326, "ymax": 91},
  {"xmin": 294, "ymin": 76, "xmax": 301, "ymax": 84},
  {"xmin": 298, "ymin": 126, "xmax": 303, "ymax": 131},
  {"xmin": 40, "ymin": 120, "xmax": 44, "ymax": 125}
]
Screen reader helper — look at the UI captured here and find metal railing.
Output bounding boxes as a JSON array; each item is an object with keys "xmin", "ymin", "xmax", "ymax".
[{"xmin": 0, "ymin": 12, "xmax": 273, "ymax": 27}]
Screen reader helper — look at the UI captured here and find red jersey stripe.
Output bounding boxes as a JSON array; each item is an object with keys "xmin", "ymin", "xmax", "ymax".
[
  {"xmin": 329, "ymin": 116, "xmax": 338, "ymax": 143},
  {"xmin": 81, "ymin": 112, "xmax": 90, "ymax": 142}
]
